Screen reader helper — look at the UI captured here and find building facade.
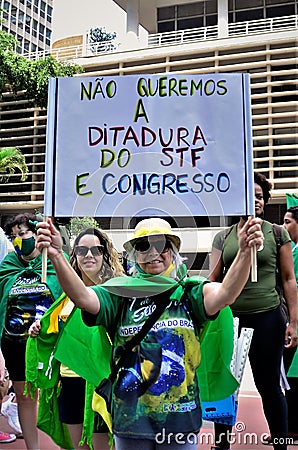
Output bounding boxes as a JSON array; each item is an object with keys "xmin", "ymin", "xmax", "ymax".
[
  {"xmin": 0, "ymin": 0, "xmax": 297, "ymax": 271},
  {"xmin": 0, "ymin": 0, "xmax": 53, "ymax": 54}
]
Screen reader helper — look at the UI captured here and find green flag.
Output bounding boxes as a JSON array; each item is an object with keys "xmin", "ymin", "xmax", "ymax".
[{"xmin": 286, "ymin": 193, "xmax": 298, "ymax": 208}]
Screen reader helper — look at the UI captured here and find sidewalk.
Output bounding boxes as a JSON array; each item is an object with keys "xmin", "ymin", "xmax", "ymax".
[{"xmin": 0, "ymin": 392, "xmax": 295, "ymax": 449}]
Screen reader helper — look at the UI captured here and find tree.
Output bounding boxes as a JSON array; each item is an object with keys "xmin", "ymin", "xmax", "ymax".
[
  {"xmin": 0, "ymin": 147, "xmax": 28, "ymax": 182},
  {"xmin": 89, "ymin": 27, "xmax": 117, "ymax": 53},
  {"xmin": 67, "ymin": 217, "xmax": 100, "ymax": 239},
  {"xmin": 0, "ymin": 30, "xmax": 84, "ymax": 108}
]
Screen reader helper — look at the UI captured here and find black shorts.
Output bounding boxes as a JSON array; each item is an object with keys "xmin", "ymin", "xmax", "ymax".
[
  {"xmin": 59, "ymin": 377, "xmax": 109, "ymax": 432},
  {"xmin": 58, "ymin": 377, "xmax": 86, "ymax": 424},
  {"xmin": 1, "ymin": 339, "xmax": 26, "ymax": 381}
]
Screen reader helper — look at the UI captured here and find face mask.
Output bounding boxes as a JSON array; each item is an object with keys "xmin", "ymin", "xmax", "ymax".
[{"xmin": 13, "ymin": 236, "xmax": 36, "ymax": 256}]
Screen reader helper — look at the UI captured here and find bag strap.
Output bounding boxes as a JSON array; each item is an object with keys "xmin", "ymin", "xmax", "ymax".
[
  {"xmin": 272, "ymin": 223, "xmax": 282, "ymax": 251},
  {"xmin": 272, "ymin": 223, "xmax": 283, "ymax": 273},
  {"xmin": 109, "ymin": 294, "xmax": 171, "ymax": 383}
]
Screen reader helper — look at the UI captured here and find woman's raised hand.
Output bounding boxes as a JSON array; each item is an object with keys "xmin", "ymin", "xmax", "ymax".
[{"xmin": 36, "ymin": 218, "xmax": 63, "ymax": 259}]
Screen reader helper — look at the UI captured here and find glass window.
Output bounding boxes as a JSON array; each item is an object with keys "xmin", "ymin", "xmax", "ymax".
[
  {"xmin": 266, "ymin": 4, "xmax": 295, "ymax": 17},
  {"xmin": 3, "ymin": 1, "xmax": 10, "ymax": 11},
  {"xmin": 266, "ymin": 0, "xmax": 293, "ymax": 4},
  {"xmin": 206, "ymin": 14, "xmax": 217, "ymax": 26},
  {"xmin": 33, "ymin": 19, "xmax": 38, "ymax": 30},
  {"xmin": 206, "ymin": 1, "xmax": 217, "ymax": 14},
  {"xmin": 158, "ymin": 21, "xmax": 175, "ymax": 33},
  {"xmin": 157, "ymin": 6, "xmax": 175, "ymax": 21},
  {"xmin": 47, "ymin": 5, "xmax": 53, "ymax": 17},
  {"xmin": 178, "ymin": 17, "xmax": 203, "ymax": 29},
  {"xmin": 157, "ymin": 2, "xmax": 218, "ymax": 32},
  {"xmin": 47, "ymin": 5, "xmax": 52, "ymax": 22},
  {"xmin": 236, "ymin": 0, "xmax": 263, "ymax": 8},
  {"xmin": 236, "ymin": 8, "xmax": 264, "ymax": 21},
  {"xmin": 178, "ymin": 3, "xmax": 204, "ymax": 16}
]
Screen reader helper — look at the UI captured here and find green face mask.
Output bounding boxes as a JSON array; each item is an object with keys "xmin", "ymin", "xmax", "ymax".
[{"xmin": 13, "ymin": 236, "xmax": 36, "ymax": 256}]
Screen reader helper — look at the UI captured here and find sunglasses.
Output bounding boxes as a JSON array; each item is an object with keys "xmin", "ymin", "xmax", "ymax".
[
  {"xmin": 133, "ymin": 238, "xmax": 172, "ymax": 254},
  {"xmin": 74, "ymin": 245, "xmax": 104, "ymax": 257}
]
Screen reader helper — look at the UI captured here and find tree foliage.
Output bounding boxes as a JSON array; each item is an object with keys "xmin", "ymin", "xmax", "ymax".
[
  {"xmin": 0, "ymin": 147, "xmax": 28, "ymax": 182},
  {"xmin": 0, "ymin": 30, "xmax": 84, "ymax": 108},
  {"xmin": 67, "ymin": 217, "xmax": 100, "ymax": 239},
  {"xmin": 89, "ymin": 27, "xmax": 117, "ymax": 52}
]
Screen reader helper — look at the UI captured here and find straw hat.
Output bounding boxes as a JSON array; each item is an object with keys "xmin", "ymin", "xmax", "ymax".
[{"xmin": 123, "ymin": 218, "xmax": 181, "ymax": 253}]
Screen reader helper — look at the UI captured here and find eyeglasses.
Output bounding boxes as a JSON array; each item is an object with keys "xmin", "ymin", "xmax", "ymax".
[
  {"xmin": 10, "ymin": 229, "xmax": 31, "ymax": 240},
  {"xmin": 133, "ymin": 238, "xmax": 172, "ymax": 254},
  {"xmin": 74, "ymin": 245, "xmax": 104, "ymax": 257}
]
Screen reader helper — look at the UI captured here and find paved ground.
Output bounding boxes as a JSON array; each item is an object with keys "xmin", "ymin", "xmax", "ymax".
[{"xmin": 0, "ymin": 391, "xmax": 295, "ymax": 450}]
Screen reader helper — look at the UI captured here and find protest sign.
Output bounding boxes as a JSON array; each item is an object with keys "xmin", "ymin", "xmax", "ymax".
[{"xmin": 44, "ymin": 73, "xmax": 254, "ymax": 218}]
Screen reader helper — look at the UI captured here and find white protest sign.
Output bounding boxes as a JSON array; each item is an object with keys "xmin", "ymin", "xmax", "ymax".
[{"xmin": 44, "ymin": 73, "xmax": 254, "ymax": 218}]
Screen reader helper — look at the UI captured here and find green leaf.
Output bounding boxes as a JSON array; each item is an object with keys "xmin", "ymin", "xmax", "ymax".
[{"xmin": 0, "ymin": 147, "xmax": 28, "ymax": 182}]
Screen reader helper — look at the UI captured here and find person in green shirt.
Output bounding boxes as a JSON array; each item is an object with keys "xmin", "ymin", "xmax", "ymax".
[
  {"xmin": 34, "ymin": 215, "xmax": 263, "ymax": 450},
  {"xmin": 0, "ymin": 213, "xmax": 64, "ymax": 450},
  {"xmin": 29, "ymin": 226, "xmax": 125, "ymax": 449},
  {"xmin": 209, "ymin": 173, "xmax": 297, "ymax": 450},
  {"xmin": 283, "ymin": 205, "xmax": 298, "ymax": 444}
]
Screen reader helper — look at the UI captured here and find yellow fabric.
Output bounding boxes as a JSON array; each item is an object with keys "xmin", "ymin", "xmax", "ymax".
[
  {"xmin": 161, "ymin": 263, "xmax": 175, "ymax": 278},
  {"xmin": 47, "ymin": 296, "xmax": 69, "ymax": 334},
  {"xmin": 133, "ymin": 225, "xmax": 176, "ymax": 239},
  {"xmin": 91, "ymin": 392, "xmax": 112, "ymax": 433},
  {"xmin": 12, "ymin": 237, "xmax": 22, "ymax": 249}
]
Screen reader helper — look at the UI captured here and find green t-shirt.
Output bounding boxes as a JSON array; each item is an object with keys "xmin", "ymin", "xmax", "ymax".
[
  {"xmin": 212, "ymin": 220, "xmax": 290, "ymax": 314},
  {"xmin": 86, "ymin": 281, "xmax": 209, "ymax": 440},
  {"xmin": 292, "ymin": 241, "xmax": 298, "ymax": 287}
]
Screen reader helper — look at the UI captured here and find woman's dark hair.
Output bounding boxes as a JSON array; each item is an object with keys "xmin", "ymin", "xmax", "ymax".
[
  {"xmin": 254, "ymin": 172, "xmax": 272, "ymax": 205},
  {"xmin": 287, "ymin": 206, "xmax": 298, "ymax": 223},
  {"xmin": 69, "ymin": 227, "xmax": 125, "ymax": 283},
  {"xmin": 3, "ymin": 212, "xmax": 37, "ymax": 237}
]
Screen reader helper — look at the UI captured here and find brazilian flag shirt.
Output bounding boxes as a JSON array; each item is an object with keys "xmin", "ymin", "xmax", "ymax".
[
  {"xmin": 83, "ymin": 281, "xmax": 210, "ymax": 440},
  {"xmin": 3, "ymin": 272, "xmax": 54, "ymax": 343}
]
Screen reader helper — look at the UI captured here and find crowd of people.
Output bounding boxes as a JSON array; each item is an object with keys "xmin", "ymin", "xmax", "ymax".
[{"xmin": 0, "ymin": 173, "xmax": 296, "ymax": 450}]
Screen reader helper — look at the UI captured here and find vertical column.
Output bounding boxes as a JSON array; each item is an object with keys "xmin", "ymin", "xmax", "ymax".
[
  {"xmin": 218, "ymin": 0, "xmax": 229, "ymax": 38},
  {"xmin": 122, "ymin": 0, "xmax": 140, "ymax": 49}
]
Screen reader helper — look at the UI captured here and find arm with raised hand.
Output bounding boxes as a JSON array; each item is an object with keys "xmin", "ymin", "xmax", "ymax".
[
  {"xmin": 203, "ymin": 217, "xmax": 263, "ymax": 316},
  {"xmin": 36, "ymin": 218, "xmax": 99, "ymax": 314}
]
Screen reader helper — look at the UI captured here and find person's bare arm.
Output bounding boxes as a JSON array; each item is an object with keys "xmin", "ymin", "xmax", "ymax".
[
  {"xmin": 0, "ymin": 349, "xmax": 6, "ymax": 383},
  {"xmin": 209, "ymin": 246, "xmax": 223, "ymax": 282},
  {"xmin": 36, "ymin": 218, "xmax": 99, "ymax": 314},
  {"xmin": 279, "ymin": 242, "xmax": 298, "ymax": 347},
  {"xmin": 203, "ymin": 217, "xmax": 263, "ymax": 316}
]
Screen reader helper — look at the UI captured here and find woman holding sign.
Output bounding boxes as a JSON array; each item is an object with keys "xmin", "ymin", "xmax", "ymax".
[
  {"xmin": 209, "ymin": 173, "xmax": 297, "ymax": 450},
  {"xmin": 28, "ymin": 227, "xmax": 125, "ymax": 450},
  {"xmin": 35, "ymin": 216, "xmax": 263, "ymax": 449}
]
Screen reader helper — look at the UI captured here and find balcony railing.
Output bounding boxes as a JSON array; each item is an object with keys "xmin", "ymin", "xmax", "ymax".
[
  {"xmin": 228, "ymin": 14, "xmax": 298, "ymax": 36},
  {"xmin": 148, "ymin": 25, "xmax": 218, "ymax": 47},
  {"xmin": 21, "ymin": 15, "xmax": 298, "ymax": 62}
]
